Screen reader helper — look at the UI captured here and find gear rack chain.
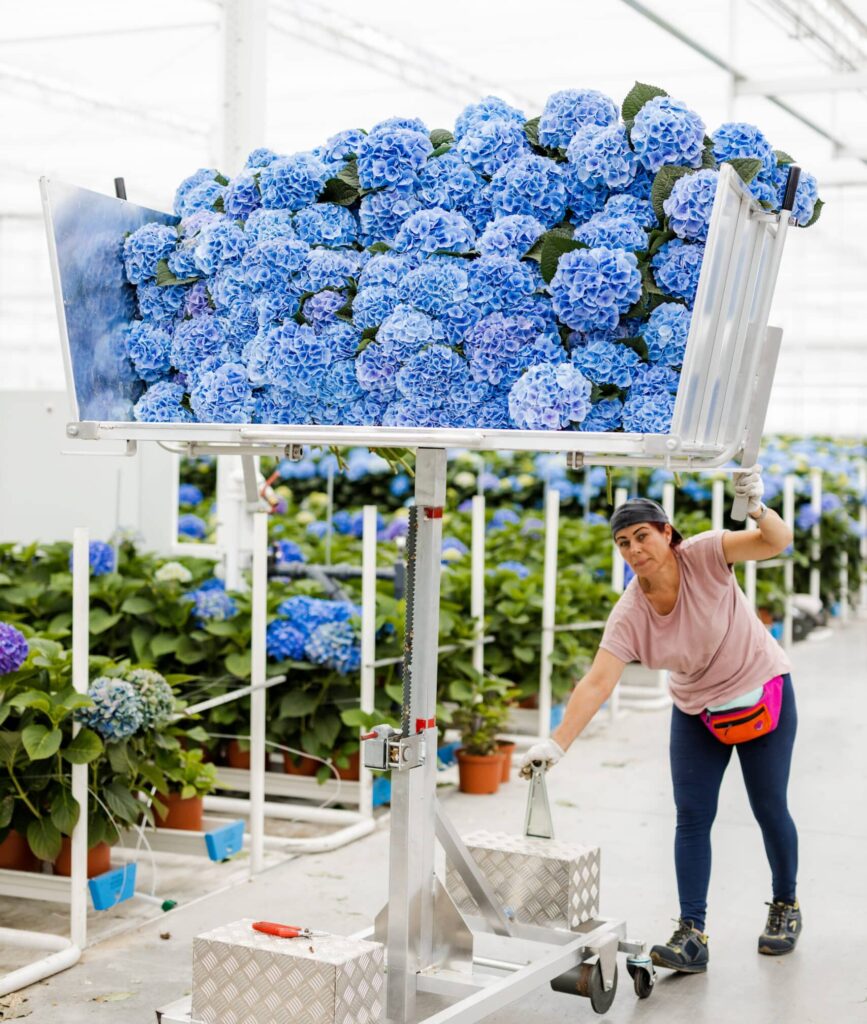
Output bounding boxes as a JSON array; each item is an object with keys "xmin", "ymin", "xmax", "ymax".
[{"xmin": 400, "ymin": 503, "xmax": 419, "ymax": 738}]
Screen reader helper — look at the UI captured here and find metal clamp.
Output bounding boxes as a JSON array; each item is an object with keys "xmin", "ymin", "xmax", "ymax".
[{"xmin": 361, "ymin": 727, "xmax": 426, "ymax": 772}]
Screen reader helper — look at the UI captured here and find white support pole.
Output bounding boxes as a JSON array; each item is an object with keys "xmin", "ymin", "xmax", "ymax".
[
  {"xmin": 538, "ymin": 489, "xmax": 560, "ymax": 740},
  {"xmin": 840, "ymin": 551, "xmax": 849, "ymax": 622},
  {"xmin": 783, "ymin": 475, "xmax": 796, "ymax": 649},
  {"xmin": 810, "ymin": 468, "xmax": 822, "ymax": 607},
  {"xmin": 661, "ymin": 481, "xmax": 675, "ymax": 521},
  {"xmin": 712, "ymin": 479, "xmax": 725, "ymax": 532},
  {"xmin": 859, "ymin": 461, "xmax": 867, "ymax": 616},
  {"xmin": 470, "ymin": 495, "xmax": 485, "ymax": 680},
  {"xmin": 744, "ymin": 516, "xmax": 758, "ymax": 609},
  {"xmin": 70, "ymin": 528, "xmax": 89, "ymax": 951},
  {"xmin": 359, "ymin": 505, "xmax": 377, "ymax": 819},
  {"xmin": 611, "ymin": 487, "xmax": 628, "ymax": 593},
  {"xmin": 248, "ymin": 511, "xmax": 268, "ymax": 877},
  {"xmin": 218, "ymin": 0, "xmax": 267, "ymax": 173}
]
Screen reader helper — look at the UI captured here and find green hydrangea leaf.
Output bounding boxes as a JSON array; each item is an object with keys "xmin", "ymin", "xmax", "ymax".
[
  {"xmin": 727, "ymin": 157, "xmax": 762, "ymax": 184},
  {"xmin": 27, "ymin": 817, "xmax": 62, "ymax": 861},
  {"xmin": 22, "ymin": 724, "xmax": 62, "ymax": 761},
  {"xmin": 621, "ymin": 82, "xmax": 669, "ymax": 125},
  {"xmin": 650, "ymin": 165, "xmax": 694, "ymax": 223}
]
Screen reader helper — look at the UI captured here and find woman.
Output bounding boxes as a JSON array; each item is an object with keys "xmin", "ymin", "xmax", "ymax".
[{"xmin": 520, "ymin": 468, "xmax": 801, "ymax": 973}]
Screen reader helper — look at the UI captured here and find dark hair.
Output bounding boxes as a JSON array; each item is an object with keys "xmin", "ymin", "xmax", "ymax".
[{"xmin": 648, "ymin": 521, "xmax": 683, "ymax": 547}]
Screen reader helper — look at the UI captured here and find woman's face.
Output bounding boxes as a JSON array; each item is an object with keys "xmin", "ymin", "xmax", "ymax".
[{"xmin": 613, "ymin": 521, "xmax": 673, "ymax": 577}]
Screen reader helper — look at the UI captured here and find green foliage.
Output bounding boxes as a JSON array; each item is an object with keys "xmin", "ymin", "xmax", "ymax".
[{"xmin": 450, "ymin": 674, "xmax": 519, "ymax": 756}]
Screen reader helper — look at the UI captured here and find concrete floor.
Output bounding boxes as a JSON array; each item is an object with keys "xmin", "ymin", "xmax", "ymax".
[{"xmin": 6, "ymin": 620, "xmax": 866, "ymax": 1024}]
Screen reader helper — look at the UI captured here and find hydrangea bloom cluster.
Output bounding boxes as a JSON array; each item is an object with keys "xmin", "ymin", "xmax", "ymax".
[
  {"xmin": 154, "ymin": 560, "xmax": 193, "ymax": 584},
  {"xmin": 77, "ymin": 677, "xmax": 145, "ymax": 741},
  {"xmin": 0, "ymin": 622, "xmax": 28, "ymax": 674},
  {"xmin": 178, "ymin": 483, "xmax": 204, "ymax": 506},
  {"xmin": 305, "ymin": 621, "xmax": 361, "ymax": 674},
  {"xmin": 178, "ymin": 513, "xmax": 208, "ymax": 540},
  {"xmin": 186, "ymin": 585, "xmax": 237, "ymax": 625},
  {"xmin": 122, "ymin": 83, "xmax": 819, "ymax": 434},
  {"xmin": 69, "ymin": 540, "xmax": 115, "ymax": 577},
  {"xmin": 125, "ymin": 668, "xmax": 175, "ymax": 728}
]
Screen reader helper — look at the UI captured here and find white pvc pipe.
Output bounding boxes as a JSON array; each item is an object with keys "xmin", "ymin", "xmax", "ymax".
[
  {"xmin": 810, "ymin": 468, "xmax": 822, "ymax": 606},
  {"xmin": 249, "ymin": 510, "xmax": 268, "ymax": 876},
  {"xmin": 360, "ymin": 505, "xmax": 377, "ymax": 819},
  {"xmin": 70, "ymin": 527, "xmax": 89, "ymax": 952},
  {"xmin": 662, "ymin": 481, "xmax": 675, "ymax": 521},
  {"xmin": 783, "ymin": 475, "xmax": 796, "ymax": 649},
  {"xmin": 611, "ymin": 487, "xmax": 628, "ymax": 593},
  {"xmin": 712, "ymin": 479, "xmax": 725, "ymax": 532},
  {"xmin": 204, "ymin": 795, "xmax": 370, "ymax": 827},
  {"xmin": 471, "ymin": 495, "xmax": 485, "ymax": 679},
  {"xmin": 259, "ymin": 818, "xmax": 375, "ymax": 854},
  {"xmin": 744, "ymin": 516, "xmax": 758, "ymax": 609},
  {"xmin": 538, "ymin": 488, "xmax": 560, "ymax": 740},
  {"xmin": 0, "ymin": 937, "xmax": 80, "ymax": 998}
]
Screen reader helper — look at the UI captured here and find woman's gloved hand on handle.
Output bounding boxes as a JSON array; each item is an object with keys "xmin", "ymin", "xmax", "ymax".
[
  {"xmin": 518, "ymin": 738, "xmax": 565, "ymax": 779},
  {"xmin": 733, "ymin": 465, "xmax": 765, "ymax": 516}
]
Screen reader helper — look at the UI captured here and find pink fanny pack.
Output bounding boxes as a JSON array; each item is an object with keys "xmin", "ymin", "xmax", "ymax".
[{"xmin": 701, "ymin": 676, "xmax": 784, "ymax": 745}]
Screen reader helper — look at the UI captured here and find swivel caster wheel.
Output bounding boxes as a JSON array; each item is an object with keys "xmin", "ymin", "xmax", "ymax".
[
  {"xmin": 626, "ymin": 956, "xmax": 655, "ymax": 999},
  {"xmin": 551, "ymin": 959, "xmax": 618, "ymax": 1014}
]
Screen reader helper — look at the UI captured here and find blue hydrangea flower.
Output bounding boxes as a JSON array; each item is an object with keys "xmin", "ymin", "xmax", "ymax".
[
  {"xmin": 398, "ymin": 258, "xmax": 469, "ymax": 315},
  {"xmin": 259, "ymin": 153, "xmax": 329, "ymax": 211},
  {"xmin": 561, "ymin": 165, "xmax": 609, "ymax": 223},
  {"xmin": 494, "ymin": 560, "xmax": 530, "ymax": 578},
  {"xmin": 68, "ymin": 540, "xmax": 115, "ymax": 577},
  {"xmin": 357, "ymin": 126, "xmax": 432, "ymax": 190},
  {"xmin": 77, "ymin": 677, "xmax": 144, "ymax": 740},
  {"xmin": 567, "ymin": 123, "xmax": 637, "ymax": 190},
  {"xmin": 549, "ymin": 246, "xmax": 642, "ymax": 332},
  {"xmin": 488, "ymin": 156, "xmax": 567, "ymax": 227},
  {"xmin": 377, "ymin": 304, "xmax": 445, "ymax": 360},
  {"xmin": 125, "ymin": 321, "xmax": 173, "ymax": 382},
  {"xmin": 396, "ymin": 345, "xmax": 472, "ymax": 406},
  {"xmin": 171, "ymin": 315, "xmax": 224, "ymax": 374},
  {"xmin": 464, "ymin": 312, "xmax": 564, "ymax": 387},
  {"xmin": 359, "ymin": 184, "xmax": 421, "ymax": 244},
  {"xmin": 134, "ymin": 381, "xmax": 193, "ymax": 423},
  {"xmin": 468, "ymin": 256, "xmax": 538, "ymax": 315},
  {"xmin": 244, "ymin": 208, "xmax": 297, "ymax": 244},
  {"xmin": 294, "ymin": 203, "xmax": 359, "ymax": 246},
  {"xmin": 275, "ymin": 540, "xmax": 305, "ymax": 565},
  {"xmin": 193, "ymin": 218, "xmax": 249, "ymax": 274},
  {"xmin": 136, "ymin": 282, "xmax": 187, "ymax": 323},
  {"xmin": 305, "ymin": 248, "xmax": 361, "ymax": 290},
  {"xmin": 352, "ymin": 285, "xmax": 401, "ymax": 329},
  {"xmin": 256, "ymin": 323, "xmax": 328, "ymax": 396},
  {"xmin": 305, "ymin": 621, "xmax": 361, "ymax": 674},
  {"xmin": 303, "ymin": 289, "xmax": 347, "ymax": 328},
  {"xmin": 508, "ymin": 362, "xmax": 593, "ymax": 430},
  {"xmin": 640, "ymin": 302, "xmax": 692, "ymax": 366},
  {"xmin": 454, "ymin": 117, "xmax": 529, "ymax": 177},
  {"xmin": 416, "ymin": 152, "xmax": 482, "ymax": 209},
  {"xmin": 245, "ymin": 147, "xmax": 279, "ymax": 169},
  {"xmin": 663, "ymin": 169, "xmax": 719, "ymax": 241},
  {"xmin": 210, "ymin": 266, "xmax": 252, "ymax": 311},
  {"xmin": 166, "ymin": 243, "xmax": 199, "ymax": 281},
  {"xmin": 358, "ymin": 251, "xmax": 422, "ymax": 289},
  {"xmin": 394, "ymin": 208, "xmax": 475, "ymax": 253},
  {"xmin": 617, "ymin": 163, "xmax": 654, "ymax": 200},
  {"xmin": 0, "ymin": 622, "xmax": 28, "ymax": 674},
  {"xmin": 277, "ymin": 595, "xmax": 356, "ymax": 635},
  {"xmin": 629, "ymin": 362, "xmax": 680, "ymax": 397},
  {"xmin": 777, "ymin": 168, "xmax": 819, "ymax": 226},
  {"xmin": 538, "ymin": 89, "xmax": 619, "ymax": 148},
  {"xmin": 571, "ymin": 338, "xmax": 642, "ymax": 387},
  {"xmin": 457, "ymin": 188, "xmax": 496, "ymax": 235},
  {"xmin": 579, "ymin": 397, "xmax": 624, "ymax": 432},
  {"xmin": 240, "ymin": 238, "xmax": 310, "ymax": 291},
  {"xmin": 318, "ymin": 358, "xmax": 366, "ymax": 414},
  {"xmin": 630, "ymin": 96, "xmax": 706, "ymax": 173},
  {"xmin": 125, "ymin": 668, "xmax": 175, "ymax": 729},
  {"xmin": 621, "ymin": 389, "xmax": 676, "ymax": 433},
  {"xmin": 190, "ymin": 362, "xmax": 254, "ymax": 422},
  {"xmin": 187, "ymin": 587, "xmax": 237, "ymax": 624},
  {"xmin": 319, "ymin": 128, "xmax": 366, "ymax": 166},
  {"xmin": 712, "ymin": 122, "xmax": 775, "ymax": 177},
  {"xmin": 651, "ymin": 238, "xmax": 704, "ymax": 305},
  {"xmin": 178, "ymin": 513, "xmax": 207, "ymax": 540},
  {"xmin": 574, "ymin": 214, "xmax": 647, "ymax": 251},
  {"xmin": 442, "ymin": 536, "xmax": 469, "ymax": 558},
  {"xmin": 173, "ymin": 168, "xmax": 222, "ymax": 217},
  {"xmin": 478, "ymin": 215, "xmax": 546, "ymax": 258},
  {"xmin": 748, "ymin": 174, "xmax": 779, "ymax": 206},
  {"xmin": 224, "ymin": 169, "xmax": 262, "ymax": 219},
  {"xmin": 319, "ymin": 321, "xmax": 362, "ymax": 360},
  {"xmin": 266, "ymin": 618, "xmax": 307, "ymax": 660},
  {"xmin": 603, "ymin": 193, "xmax": 657, "ymax": 229},
  {"xmin": 454, "ymin": 96, "xmax": 525, "ymax": 140},
  {"xmin": 123, "ymin": 223, "xmax": 177, "ymax": 284},
  {"xmin": 178, "ymin": 483, "xmax": 203, "ymax": 506}
]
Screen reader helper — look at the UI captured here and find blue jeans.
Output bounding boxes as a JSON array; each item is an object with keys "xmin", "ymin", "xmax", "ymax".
[{"xmin": 669, "ymin": 674, "xmax": 798, "ymax": 932}]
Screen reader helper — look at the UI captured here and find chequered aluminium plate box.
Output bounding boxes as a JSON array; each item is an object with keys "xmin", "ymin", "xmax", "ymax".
[
  {"xmin": 191, "ymin": 919, "xmax": 384, "ymax": 1024},
  {"xmin": 446, "ymin": 831, "xmax": 601, "ymax": 930}
]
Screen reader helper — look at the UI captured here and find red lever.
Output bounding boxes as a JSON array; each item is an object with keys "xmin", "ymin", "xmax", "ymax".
[
  {"xmin": 252, "ymin": 921, "xmax": 309, "ymax": 939},
  {"xmin": 360, "ymin": 731, "xmax": 379, "ymax": 741}
]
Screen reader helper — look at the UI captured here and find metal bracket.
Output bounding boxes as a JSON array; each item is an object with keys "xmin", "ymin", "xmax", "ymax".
[
  {"xmin": 66, "ymin": 421, "xmax": 98, "ymax": 441},
  {"xmin": 388, "ymin": 732, "xmax": 425, "ymax": 771},
  {"xmin": 585, "ymin": 932, "xmax": 619, "ymax": 992},
  {"xmin": 642, "ymin": 433, "xmax": 682, "ymax": 456},
  {"xmin": 566, "ymin": 451, "xmax": 584, "ymax": 470},
  {"xmin": 283, "ymin": 443, "xmax": 304, "ymax": 461}
]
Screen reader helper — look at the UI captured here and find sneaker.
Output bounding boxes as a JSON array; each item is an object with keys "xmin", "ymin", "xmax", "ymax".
[
  {"xmin": 650, "ymin": 919, "xmax": 709, "ymax": 973},
  {"xmin": 758, "ymin": 900, "xmax": 802, "ymax": 955}
]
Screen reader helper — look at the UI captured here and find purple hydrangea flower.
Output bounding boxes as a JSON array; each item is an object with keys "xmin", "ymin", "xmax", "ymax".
[
  {"xmin": 464, "ymin": 312, "xmax": 565, "ymax": 387},
  {"xmin": 0, "ymin": 623, "xmax": 28, "ymax": 674},
  {"xmin": 302, "ymin": 289, "xmax": 347, "ymax": 329}
]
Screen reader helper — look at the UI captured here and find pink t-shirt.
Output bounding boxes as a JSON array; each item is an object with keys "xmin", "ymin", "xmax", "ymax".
[{"xmin": 599, "ymin": 530, "xmax": 791, "ymax": 715}]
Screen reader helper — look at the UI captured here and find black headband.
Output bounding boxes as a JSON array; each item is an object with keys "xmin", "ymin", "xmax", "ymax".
[{"xmin": 610, "ymin": 497, "xmax": 683, "ymax": 543}]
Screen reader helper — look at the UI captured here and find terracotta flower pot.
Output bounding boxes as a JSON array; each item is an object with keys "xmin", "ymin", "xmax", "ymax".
[
  {"xmin": 283, "ymin": 753, "xmax": 319, "ymax": 776},
  {"xmin": 155, "ymin": 793, "xmax": 204, "ymax": 831},
  {"xmin": 53, "ymin": 838, "xmax": 111, "ymax": 878},
  {"xmin": 227, "ymin": 740, "xmax": 251, "ymax": 770},
  {"xmin": 456, "ymin": 749, "xmax": 504, "ymax": 795},
  {"xmin": 497, "ymin": 740, "xmax": 516, "ymax": 783},
  {"xmin": 0, "ymin": 831, "xmax": 38, "ymax": 872},
  {"xmin": 518, "ymin": 694, "xmax": 539, "ymax": 710},
  {"xmin": 336, "ymin": 751, "xmax": 360, "ymax": 781}
]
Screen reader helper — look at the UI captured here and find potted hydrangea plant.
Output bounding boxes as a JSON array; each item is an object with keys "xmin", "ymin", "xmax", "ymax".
[
  {"xmin": 451, "ymin": 675, "xmax": 519, "ymax": 795},
  {"xmin": 153, "ymin": 747, "xmax": 217, "ymax": 831}
]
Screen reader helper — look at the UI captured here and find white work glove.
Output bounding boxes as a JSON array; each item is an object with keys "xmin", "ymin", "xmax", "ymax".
[
  {"xmin": 519, "ymin": 738, "xmax": 565, "ymax": 780},
  {"xmin": 733, "ymin": 465, "xmax": 764, "ymax": 516}
]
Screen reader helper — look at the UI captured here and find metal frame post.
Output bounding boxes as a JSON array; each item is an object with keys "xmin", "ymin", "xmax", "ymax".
[
  {"xmin": 744, "ymin": 516, "xmax": 758, "ymax": 608},
  {"xmin": 783, "ymin": 475, "xmax": 796, "ymax": 649},
  {"xmin": 360, "ymin": 505, "xmax": 377, "ymax": 818},
  {"xmin": 218, "ymin": 0, "xmax": 267, "ymax": 173},
  {"xmin": 538, "ymin": 488, "xmax": 560, "ymax": 740},
  {"xmin": 711, "ymin": 478, "xmax": 725, "ymax": 531},
  {"xmin": 70, "ymin": 527, "xmax": 89, "ymax": 950},
  {"xmin": 470, "ymin": 495, "xmax": 485, "ymax": 680},
  {"xmin": 810, "ymin": 468, "xmax": 822, "ymax": 606},
  {"xmin": 611, "ymin": 487, "xmax": 628, "ymax": 593},
  {"xmin": 249, "ymin": 510, "xmax": 268, "ymax": 876},
  {"xmin": 386, "ymin": 448, "xmax": 447, "ymax": 1023}
]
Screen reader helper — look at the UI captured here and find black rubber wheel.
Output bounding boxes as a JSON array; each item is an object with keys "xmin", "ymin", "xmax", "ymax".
[
  {"xmin": 633, "ymin": 967, "xmax": 653, "ymax": 999},
  {"xmin": 589, "ymin": 962, "xmax": 618, "ymax": 1015}
]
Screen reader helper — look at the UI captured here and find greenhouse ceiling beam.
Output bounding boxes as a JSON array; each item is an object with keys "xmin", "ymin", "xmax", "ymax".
[
  {"xmin": 736, "ymin": 70, "xmax": 867, "ymax": 95},
  {"xmin": 0, "ymin": 63, "xmax": 208, "ymax": 142},
  {"xmin": 619, "ymin": 0, "xmax": 867, "ymax": 167},
  {"xmin": 0, "ymin": 22, "xmax": 216, "ymax": 45}
]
